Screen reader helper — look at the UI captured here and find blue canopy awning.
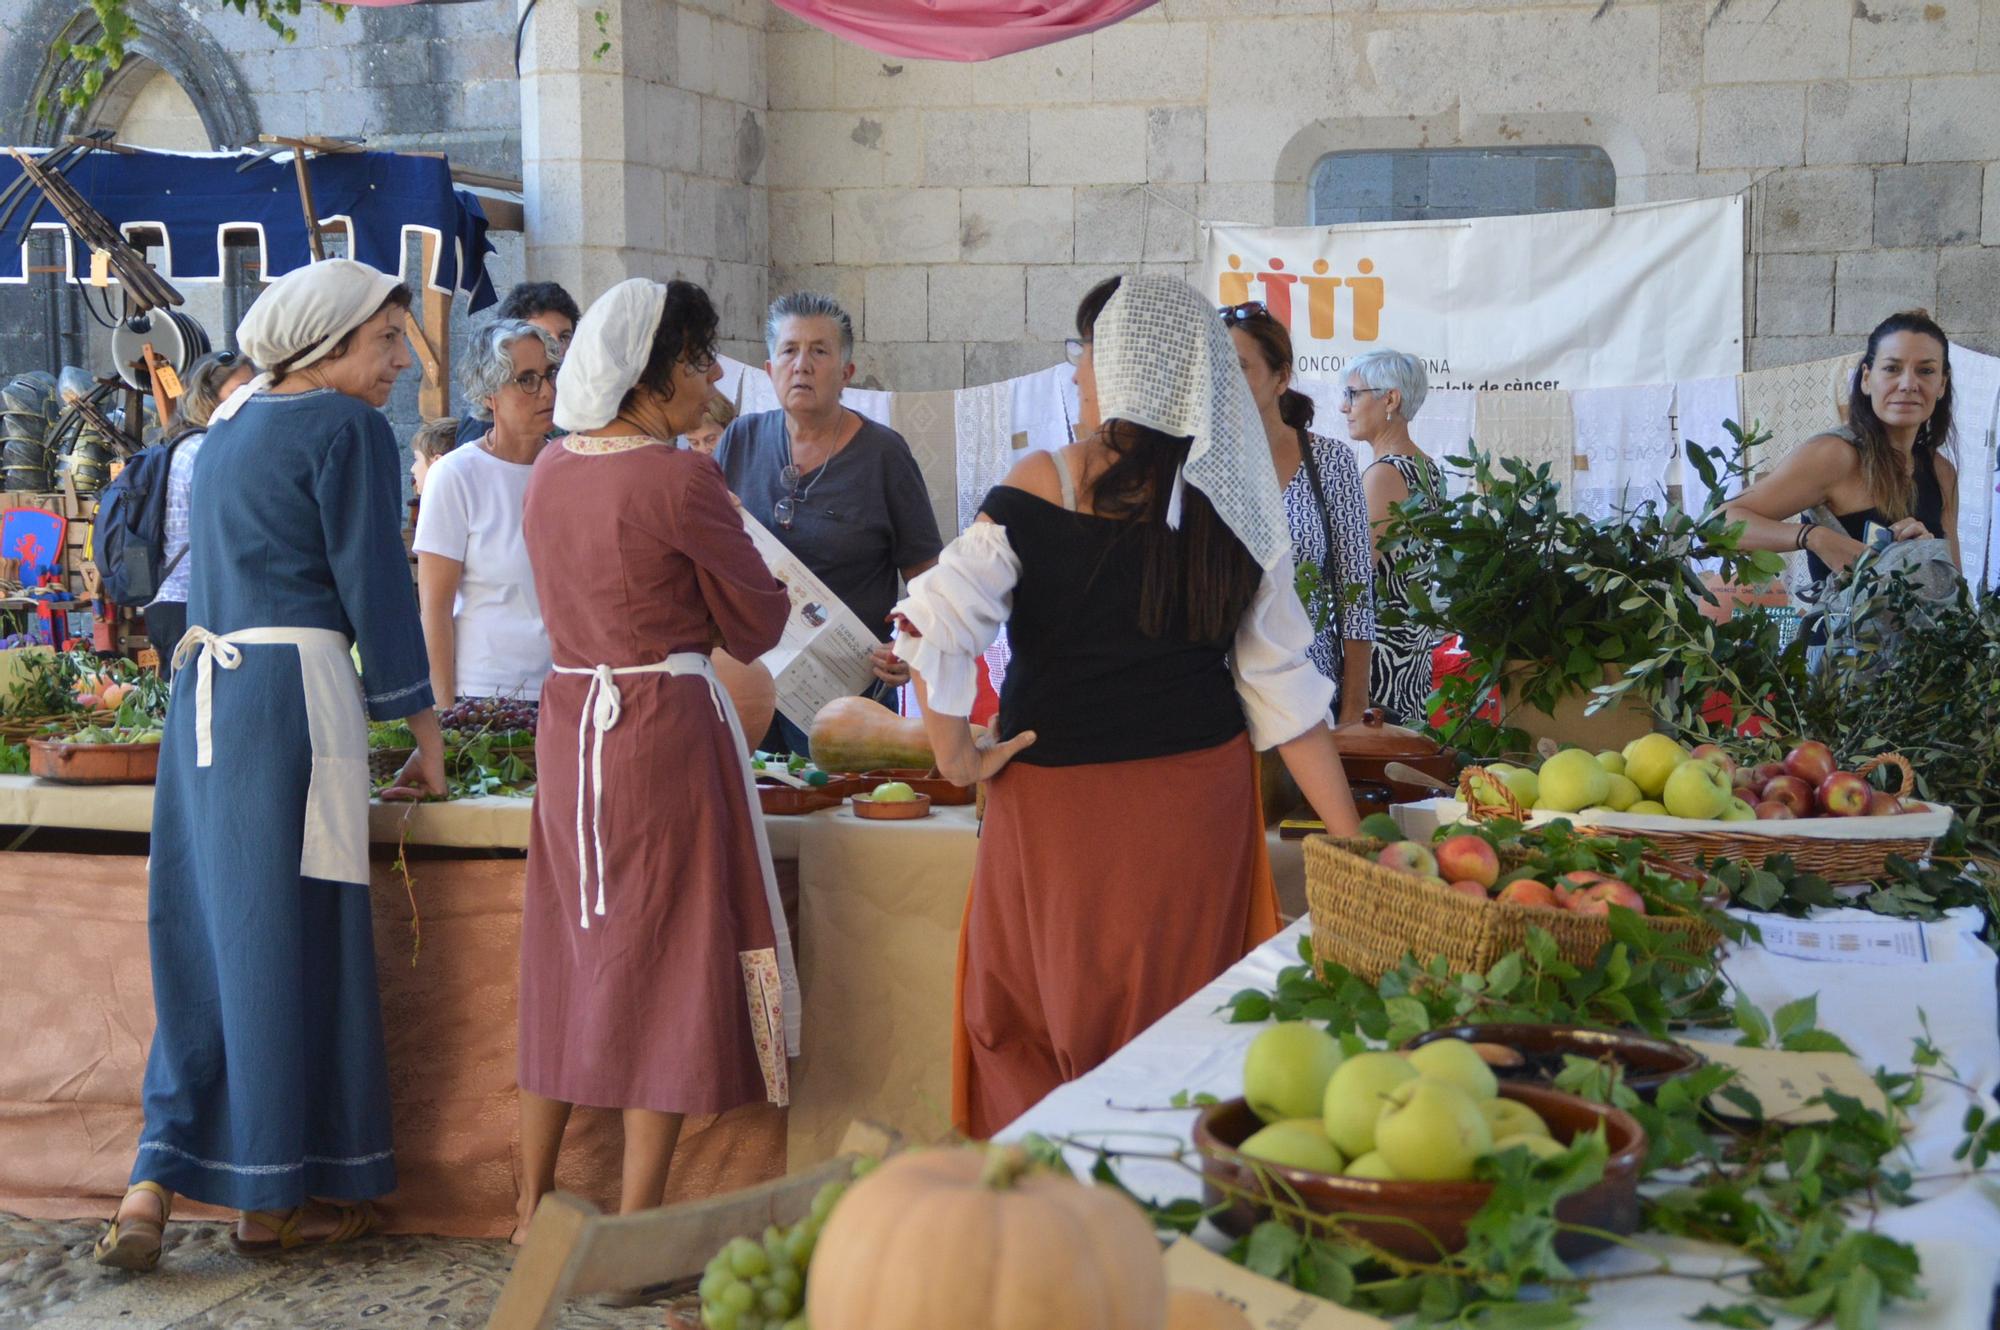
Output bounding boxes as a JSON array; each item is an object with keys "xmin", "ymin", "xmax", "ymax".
[{"xmin": 0, "ymin": 147, "xmax": 498, "ymax": 311}]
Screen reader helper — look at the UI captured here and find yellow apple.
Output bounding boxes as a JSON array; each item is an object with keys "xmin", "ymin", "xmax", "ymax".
[
  {"xmin": 1479, "ymin": 1098, "xmax": 1551, "ymax": 1139},
  {"xmin": 1374, "ymin": 1078, "xmax": 1495, "ymax": 1182},
  {"xmin": 1238, "ymin": 1119, "xmax": 1345, "ymax": 1175},
  {"xmin": 1663, "ymin": 759, "xmax": 1733, "ymax": 820},
  {"xmin": 1489, "ymin": 1133, "xmax": 1567, "ymax": 1160},
  {"xmin": 1242, "ymin": 1023, "xmax": 1344, "ymax": 1124},
  {"xmin": 1344, "ymin": 1150, "xmax": 1399, "ymax": 1180},
  {"xmin": 1321, "ymin": 1052, "xmax": 1419, "ymax": 1158},
  {"xmin": 1406, "ymin": 1038, "xmax": 1499, "ymax": 1100},
  {"xmin": 1602, "ymin": 773, "xmax": 1643, "ymax": 811},
  {"xmin": 1622, "ymin": 734, "xmax": 1690, "ymax": 798},
  {"xmin": 1537, "ymin": 748, "xmax": 1612, "ymax": 813}
]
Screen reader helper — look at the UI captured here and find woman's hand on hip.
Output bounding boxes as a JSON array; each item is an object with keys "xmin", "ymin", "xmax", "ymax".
[{"xmin": 941, "ymin": 728, "xmax": 1037, "ymax": 787}]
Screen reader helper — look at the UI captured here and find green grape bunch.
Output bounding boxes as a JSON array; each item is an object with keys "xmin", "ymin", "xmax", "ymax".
[{"xmin": 697, "ymin": 1174, "xmax": 850, "ymax": 1330}]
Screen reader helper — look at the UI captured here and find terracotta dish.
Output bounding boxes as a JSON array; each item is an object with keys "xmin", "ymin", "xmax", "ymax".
[
  {"xmin": 860, "ymin": 768, "xmax": 976, "ymax": 806},
  {"xmin": 850, "ymin": 791, "xmax": 933, "ymax": 821},
  {"xmin": 1402, "ymin": 1023, "xmax": 1706, "ymax": 1099},
  {"xmin": 28, "ymin": 738, "xmax": 161, "ymax": 785},
  {"xmin": 1330, "ymin": 707, "xmax": 1458, "ymax": 803},
  {"xmin": 1194, "ymin": 1084, "xmax": 1645, "ymax": 1260}
]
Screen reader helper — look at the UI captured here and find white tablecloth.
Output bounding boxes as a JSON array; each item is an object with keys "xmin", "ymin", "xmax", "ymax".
[{"xmin": 1002, "ymin": 912, "xmax": 2000, "ymax": 1328}]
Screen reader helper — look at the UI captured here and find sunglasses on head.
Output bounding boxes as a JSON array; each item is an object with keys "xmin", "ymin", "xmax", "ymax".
[{"xmin": 1219, "ymin": 301, "xmax": 1274, "ymax": 326}]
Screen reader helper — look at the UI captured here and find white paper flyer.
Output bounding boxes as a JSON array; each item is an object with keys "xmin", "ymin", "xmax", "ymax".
[{"xmin": 739, "ymin": 512, "xmax": 879, "ymax": 729}]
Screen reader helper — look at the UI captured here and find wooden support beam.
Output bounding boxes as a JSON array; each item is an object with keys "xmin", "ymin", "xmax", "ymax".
[{"xmin": 414, "ymin": 230, "xmax": 452, "ymax": 421}]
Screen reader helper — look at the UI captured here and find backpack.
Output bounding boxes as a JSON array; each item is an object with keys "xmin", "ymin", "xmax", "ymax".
[
  {"xmin": 92, "ymin": 431, "xmax": 191, "ymax": 607},
  {"xmin": 1811, "ymin": 534, "xmax": 1962, "ymax": 672}
]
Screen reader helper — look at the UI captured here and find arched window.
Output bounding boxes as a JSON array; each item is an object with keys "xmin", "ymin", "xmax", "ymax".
[{"xmin": 1310, "ymin": 146, "xmax": 1616, "ymax": 226}]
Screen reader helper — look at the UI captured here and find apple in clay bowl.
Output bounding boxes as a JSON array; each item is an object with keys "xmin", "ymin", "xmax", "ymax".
[{"xmin": 851, "ymin": 781, "xmax": 932, "ymax": 821}]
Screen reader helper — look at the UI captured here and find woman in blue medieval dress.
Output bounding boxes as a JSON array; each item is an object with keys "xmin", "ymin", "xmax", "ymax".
[{"xmin": 94, "ymin": 259, "xmax": 446, "ymax": 1270}]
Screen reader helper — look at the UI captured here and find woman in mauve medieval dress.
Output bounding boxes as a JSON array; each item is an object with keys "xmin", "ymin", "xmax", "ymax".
[{"xmin": 512, "ymin": 277, "xmax": 795, "ymax": 1236}]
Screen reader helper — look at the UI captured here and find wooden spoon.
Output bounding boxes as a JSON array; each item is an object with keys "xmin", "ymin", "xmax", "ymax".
[{"xmin": 1384, "ymin": 761, "xmax": 1454, "ymax": 793}]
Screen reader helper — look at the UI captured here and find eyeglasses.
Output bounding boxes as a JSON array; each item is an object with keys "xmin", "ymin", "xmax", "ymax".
[
  {"xmin": 774, "ymin": 463, "xmax": 803, "ymax": 530},
  {"xmin": 1219, "ymin": 301, "xmax": 1273, "ymax": 326},
  {"xmin": 1064, "ymin": 337, "xmax": 1087, "ymax": 366},
  {"xmin": 1342, "ymin": 387, "xmax": 1386, "ymax": 406},
  {"xmin": 509, "ymin": 369, "xmax": 555, "ymax": 395}
]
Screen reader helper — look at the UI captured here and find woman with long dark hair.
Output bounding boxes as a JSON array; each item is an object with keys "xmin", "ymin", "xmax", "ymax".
[
  {"xmin": 1724, "ymin": 309, "xmax": 1960, "ymax": 583},
  {"xmin": 1224, "ymin": 302, "xmax": 1374, "ymax": 722},
  {"xmin": 892, "ymin": 275, "xmax": 1362, "ymax": 1138}
]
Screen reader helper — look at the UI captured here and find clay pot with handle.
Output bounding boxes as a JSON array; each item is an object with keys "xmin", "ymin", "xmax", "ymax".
[{"xmin": 1330, "ymin": 707, "xmax": 1458, "ymax": 804}]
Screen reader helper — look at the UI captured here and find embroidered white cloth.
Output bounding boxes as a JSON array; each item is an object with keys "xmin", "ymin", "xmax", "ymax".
[
  {"xmin": 893, "ymin": 523, "xmax": 1333, "ymax": 747},
  {"xmin": 1945, "ymin": 344, "xmax": 2000, "ymax": 594},
  {"xmin": 1571, "ymin": 384, "xmax": 1678, "ymax": 522},
  {"xmin": 1475, "ymin": 389, "xmax": 1577, "ymax": 505},
  {"xmin": 1674, "ymin": 374, "xmax": 1743, "ymax": 514},
  {"xmin": 1093, "ymin": 275, "xmax": 1290, "ymax": 571},
  {"xmin": 953, "ymin": 377, "xmax": 1016, "ymax": 533}
]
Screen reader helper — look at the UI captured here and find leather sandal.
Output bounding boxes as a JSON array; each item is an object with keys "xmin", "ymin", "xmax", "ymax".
[
  {"xmin": 230, "ymin": 1199, "xmax": 381, "ymax": 1256},
  {"xmin": 93, "ymin": 1180, "xmax": 172, "ymax": 1272}
]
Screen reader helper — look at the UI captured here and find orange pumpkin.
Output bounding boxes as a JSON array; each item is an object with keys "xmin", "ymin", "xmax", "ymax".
[
  {"xmin": 711, "ymin": 649, "xmax": 776, "ymax": 748},
  {"xmin": 804, "ymin": 1146, "xmax": 1167, "ymax": 1330},
  {"xmin": 1166, "ymin": 1287, "xmax": 1256, "ymax": 1330}
]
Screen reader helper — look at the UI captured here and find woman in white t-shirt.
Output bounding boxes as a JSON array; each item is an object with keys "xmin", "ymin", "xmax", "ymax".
[{"xmin": 413, "ymin": 320, "xmax": 558, "ymax": 705}]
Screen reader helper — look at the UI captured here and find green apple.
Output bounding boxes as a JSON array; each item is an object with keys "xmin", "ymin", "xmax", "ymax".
[
  {"xmin": 1536, "ymin": 748, "xmax": 1612, "ymax": 813},
  {"xmin": 1594, "ymin": 750, "xmax": 1626, "ymax": 776},
  {"xmin": 1719, "ymin": 796, "xmax": 1758, "ymax": 822},
  {"xmin": 1489, "ymin": 1133, "xmax": 1567, "ymax": 1160},
  {"xmin": 1321, "ymin": 1052, "xmax": 1419, "ymax": 1158},
  {"xmin": 1238, "ymin": 1119, "xmax": 1345, "ymax": 1175},
  {"xmin": 871, "ymin": 781, "xmax": 918, "ymax": 803},
  {"xmin": 1405, "ymin": 1038, "xmax": 1498, "ymax": 1100},
  {"xmin": 1622, "ymin": 734, "xmax": 1691, "ymax": 798},
  {"xmin": 1663, "ymin": 760, "xmax": 1732, "ymax": 820},
  {"xmin": 1628, "ymin": 799, "xmax": 1669, "ymax": 816},
  {"xmin": 1243, "ymin": 1023, "xmax": 1345, "ymax": 1123},
  {"xmin": 1344, "ymin": 1150, "xmax": 1399, "ymax": 1180},
  {"xmin": 1484, "ymin": 764, "xmax": 1539, "ymax": 806},
  {"xmin": 1374, "ymin": 1078, "xmax": 1495, "ymax": 1182},
  {"xmin": 1479, "ymin": 1098, "xmax": 1551, "ymax": 1140},
  {"xmin": 1602, "ymin": 774, "xmax": 1643, "ymax": 812}
]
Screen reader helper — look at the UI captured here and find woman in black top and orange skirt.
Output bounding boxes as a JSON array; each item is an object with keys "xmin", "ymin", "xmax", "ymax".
[{"xmin": 892, "ymin": 276, "xmax": 1363, "ymax": 1138}]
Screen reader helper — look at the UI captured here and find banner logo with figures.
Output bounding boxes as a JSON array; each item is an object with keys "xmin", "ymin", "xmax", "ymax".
[{"xmin": 1202, "ymin": 195, "xmax": 1745, "ymax": 393}]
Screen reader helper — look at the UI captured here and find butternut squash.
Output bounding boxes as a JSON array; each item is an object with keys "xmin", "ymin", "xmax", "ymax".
[
  {"xmin": 711, "ymin": 650, "xmax": 776, "ymax": 749},
  {"xmin": 808, "ymin": 695, "xmax": 977, "ymax": 772}
]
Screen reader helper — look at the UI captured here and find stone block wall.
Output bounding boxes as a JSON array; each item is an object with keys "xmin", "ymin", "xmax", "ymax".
[{"xmin": 757, "ymin": 0, "xmax": 2000, "ymax": 389}]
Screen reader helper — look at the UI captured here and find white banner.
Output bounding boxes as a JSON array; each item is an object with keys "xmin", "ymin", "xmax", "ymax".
[{"xmin": 1201, "ymin": 196, "xmax": 1744, "ymax": 392}]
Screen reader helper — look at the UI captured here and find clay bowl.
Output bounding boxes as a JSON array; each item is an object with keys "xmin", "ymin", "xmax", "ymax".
[
  {"xmin": 1193, "ymin": 1084, "xmax": 1645, "ymax": 1261},
  {"xmin": 850, "ymin": 790, "xmax": 933, "ymax": 821},
  {"xmin": 1402, "ymin": 1024, "xmax": 1706, "ymax": 1100},
  {"xmin": 860, "ymin": 768, "xmax": 976, "ymax": 806},
  {"xmin": 28, "ymin": 737, "xmax": 161, "ymax": 785},
  {"xmin": 756, "ymin": 779, "xmax": 846, "ymax": 816}
]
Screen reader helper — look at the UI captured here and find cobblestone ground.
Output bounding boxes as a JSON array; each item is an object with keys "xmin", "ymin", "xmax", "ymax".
[{"xmin": 0, "ymin": 1214, "xmax": 698, "ymax": 1329}]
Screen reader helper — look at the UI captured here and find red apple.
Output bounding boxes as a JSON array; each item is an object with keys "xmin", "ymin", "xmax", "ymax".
[
  {"xmin": 1817, "ymin": 771, "xmax": 1871, "ymax": 817},
  {"xmin": 1866, "ymin": 791, "xmax": 1904, "ymax": 817},
  {"xmin": 1691, "ymin": 744, "xmax": 1738, "ymax": 779},
  {"xmin": 1566, "ymin": 893, "xmax": 1611, "ymax": 918},
  {"xmin": 1754, "ymin": 800, "xmax": 1796, "ymax": 820},
  {"xmin": 1732, "ymin": 766, "xmax": 1762, "ymax": 792},
  {"xmin": 1443, "ymin": 879, "xmax": 1490, "ymax": 902},
  {"xmin": 1496, "ymin": 880, "xmax": 1560, "ymax": 911},
  {"xmin": 1377, "ymin": 841, "xmax": 1439, "ymax": 876},
  {"xmin": 1436, "ymin": 834, "xmax": 1501, "ymax": 889},
  {"xmin": 1581, "ymin": 879, "xmax": 1647, "ymax": 914},
  {"xmin": 1758, "ymin": 775, "xmax": 1814, "ymax": 817},
  {"xmin": 1749, "ymin": 761, "xmax": 1787, "ymax": 787},
  {"xmin": 1785, "ymin": 740, "xmax": 1837, "ymax": 786},
  {"xmin": 1561, "ymin": 869, "xmax": 1606, "ymax": 887}
]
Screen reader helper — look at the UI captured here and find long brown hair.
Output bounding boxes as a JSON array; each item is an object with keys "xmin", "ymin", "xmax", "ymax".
[
  {"xmin": 1227, "ymin": 304, "xmax": 1315, "ymax": 430},
  {"xmin": 1076, "ymin": 277, "xmax": 1261, "ymax": 644},
  {"xmin": 1846, "ymin": 309, "xmax": 1955, "ymax": 522}
]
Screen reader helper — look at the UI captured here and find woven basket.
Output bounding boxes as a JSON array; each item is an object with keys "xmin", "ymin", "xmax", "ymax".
[
  {"xmin": 0, "ymin": 708, "xmax": 115, "ymax": 743},
  {"xmin": 1586, "ymin": 754, "xmax": 1935, "ymax": 879},
  {"xmin": 369, "ymin": 747, "xmax": 414, "ymax": 784},
  {"xmin": 1304, "ymin": 835, "xmax": 1724, "ymax": 982}
]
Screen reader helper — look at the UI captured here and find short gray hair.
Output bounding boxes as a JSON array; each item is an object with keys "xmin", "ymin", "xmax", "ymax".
[
  {"xmin": 1347, "ymin": 349, "xmax": 1429, "ymax": 422},
  {"xmin": 460, "ymin": 318, "xmax": 560, "ymax": 421},
  {"xmin": 765, "ymin": 291, "xmax": 854, "ymax": 366}
]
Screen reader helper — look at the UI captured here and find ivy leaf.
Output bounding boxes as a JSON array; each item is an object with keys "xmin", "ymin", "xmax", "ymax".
[
  {"xmin": 1486, "ymin": 951, "xmax": 1524, "ymax": 999},
  {"xmin": 1733, "ymin": 999, "xmax": 1773, "ymax": 1048},
  {"xmin": 1693, "ymin": 1304, "xmax": 1774, "ymax": 1328},
  {"xmin": 1834, "ymin": 1265, "xmax": 1882, "ymax": 1330},
  {"xmin": 1782, "ymin": 1029, "xmax": 1855, "ymax": 1055},
  {"xmin": 1771, "ymin": 993, "xmax": 1819, "ymax": 1043},
  {"xmin": 1226, "ymin": 990, "xmax": 1272, "ymax": 1023}
]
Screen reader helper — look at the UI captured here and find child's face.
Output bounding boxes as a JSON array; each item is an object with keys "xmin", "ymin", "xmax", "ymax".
[
  {"xmin": 410, "ymin": 450, "xmax": 431, "ymax": 496},
  {"xmin": 687, "ymin": 423, "xmax": 724, "ymax": 456}
]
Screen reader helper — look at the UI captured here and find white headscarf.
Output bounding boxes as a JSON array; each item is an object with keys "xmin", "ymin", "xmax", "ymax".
[
  {"xmin": 1092, "ymin": 274, "xmax": 1290, "ymax": 572},
  {"xmin": 552, "ymin": 278, "xmax": 669, "ymax": 433},
  {"xmin": 211, "ymin": 258, "xmax": 404, "ymax": 423}
]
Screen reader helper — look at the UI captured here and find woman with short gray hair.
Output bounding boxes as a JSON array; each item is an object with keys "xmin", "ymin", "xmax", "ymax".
[
  {"xmin": 412, "ymin": 318, "xmax": 559, "ymax": 706},
  {"xmin": 1341, "ymin": 348, "xmax": 1449, "ymax": 724}
]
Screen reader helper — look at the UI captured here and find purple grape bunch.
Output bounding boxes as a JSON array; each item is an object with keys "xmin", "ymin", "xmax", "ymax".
[{"xmin": 439, "ymin": 696, "xmax": 538, "ymax": 739}]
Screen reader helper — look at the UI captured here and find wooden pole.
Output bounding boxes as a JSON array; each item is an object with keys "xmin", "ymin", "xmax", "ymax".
[{"xmin": 414, "ymin": 230, "xmax": 451, "ymax": 420}]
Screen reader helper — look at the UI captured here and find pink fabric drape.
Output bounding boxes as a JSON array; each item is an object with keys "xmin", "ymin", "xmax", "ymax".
[{"xmin": 771, "ymin": 0, "xmax": 1160, "ymax": 61}]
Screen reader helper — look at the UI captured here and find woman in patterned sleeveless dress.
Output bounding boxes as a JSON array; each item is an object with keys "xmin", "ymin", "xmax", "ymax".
[{"xmin": 1345, "ymin": 350, "xmax": 1448, "ymax": 726}]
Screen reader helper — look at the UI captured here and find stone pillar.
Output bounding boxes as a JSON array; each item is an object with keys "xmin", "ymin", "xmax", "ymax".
[{"xmin": 518, "ymin": 0, "xmax": 768, "ymax": 351}]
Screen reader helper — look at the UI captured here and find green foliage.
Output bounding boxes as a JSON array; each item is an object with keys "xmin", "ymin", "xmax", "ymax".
[
  {"xmin": 54, "ymin": 0, "xmax": 346, "ymax": 110},
  {"xmin": 1704, "ymin": 821, "xmax": 1999, "ymax": 941},
  {"xmin": 1378, "ymin": 436, "xmax": 1778, "ymax": 721},
  {"xmin": 0, "ymin": 742, "xmax": 27, "ymax": 774}
]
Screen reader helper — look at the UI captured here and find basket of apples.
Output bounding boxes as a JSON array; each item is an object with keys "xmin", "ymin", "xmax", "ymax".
[
  {"xmin": 1302, "ymin": 815, "xmax": 1725, "ymax": 982},
  {"xmin": 1472, "ymin": 737, "xmax": 1949, "ymax": 881}
]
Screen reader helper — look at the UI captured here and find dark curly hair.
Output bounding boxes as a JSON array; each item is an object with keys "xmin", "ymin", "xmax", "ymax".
[
  {"xmin": 497, "ymin": 280, "xmax": 582, "ymax": 330},
  {"xmin": 621, "ymin": 280, "xmax": 720, "ymax": 416},
  {"xmin": 1075, "ymin": 276, "xmax": 1261, "ymax": 645}
]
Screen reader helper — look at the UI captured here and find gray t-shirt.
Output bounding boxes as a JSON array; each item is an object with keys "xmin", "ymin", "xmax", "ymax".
[{"xmin": 716, "ymin": 409, "xmax": 944, "ymax": 641}]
